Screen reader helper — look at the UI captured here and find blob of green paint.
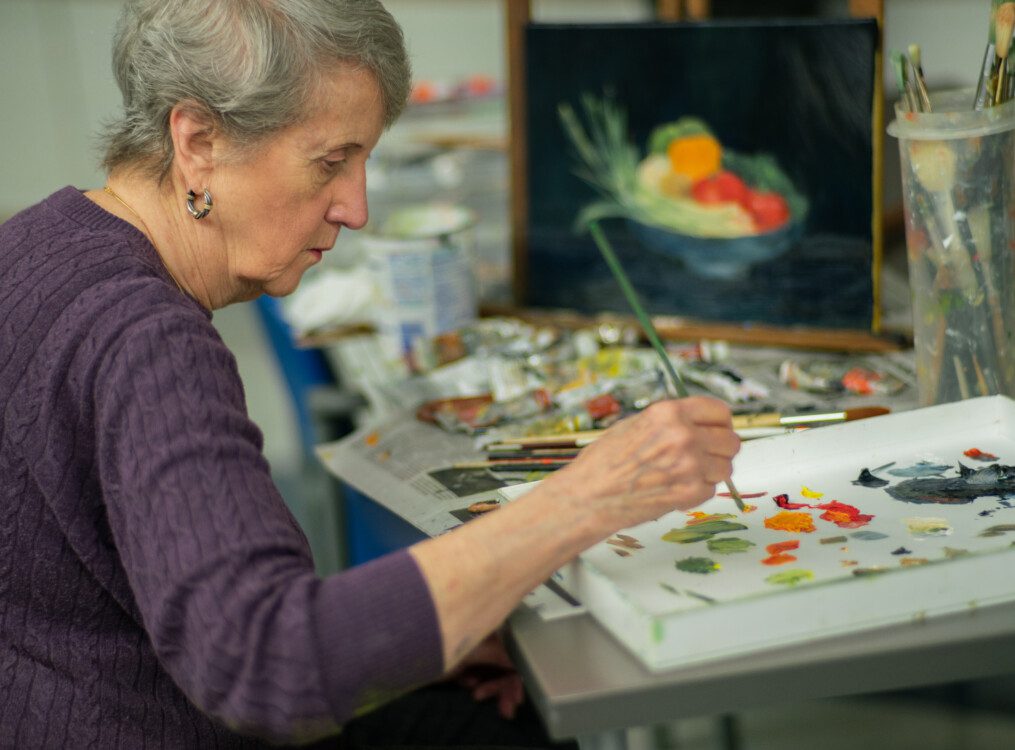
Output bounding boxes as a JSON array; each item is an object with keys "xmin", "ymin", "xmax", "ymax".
[
  {"xmin": 979, "ymin": 524, "xmax": 1015, "ymax": 538},
  {"xmin": 706, "ymin": 537, "xmax": 756, "ymax": 555},
  {"xmin": 765, "ymin": 569, "xmax": 813, "ymax": 587},
  {"xmin": 662, "ymin": 520, "xmax": 747, "ymax": 544},
  {"xmin": 675, "ymin": 556, "xmax": 721, "ymax": 574}
]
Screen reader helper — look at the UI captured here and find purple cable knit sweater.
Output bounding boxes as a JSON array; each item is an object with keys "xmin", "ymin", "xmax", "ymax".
[{"xmin": 0, "ymin": 187, "xmax": 442, "ymax": 748}]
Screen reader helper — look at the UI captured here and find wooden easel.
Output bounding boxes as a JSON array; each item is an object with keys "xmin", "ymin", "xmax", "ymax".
[{"xmin": 502, "ymin": 0, "xmax": 891, "ymax": 350}]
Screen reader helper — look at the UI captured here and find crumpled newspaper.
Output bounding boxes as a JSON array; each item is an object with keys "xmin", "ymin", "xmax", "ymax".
[{"xmin": 283, "ymin": 266, "xmax": 377, "ymax": 335}]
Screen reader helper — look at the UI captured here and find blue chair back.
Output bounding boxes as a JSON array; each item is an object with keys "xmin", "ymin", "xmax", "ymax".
[{"xmin": 252, "ymin": 296, "xmax": 335, "ymax": 459}]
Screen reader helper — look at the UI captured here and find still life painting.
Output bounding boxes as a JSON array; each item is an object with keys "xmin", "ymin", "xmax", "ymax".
[{"xmin": 524, "ymin": 19, "xmax": 879, "ymax": 329}]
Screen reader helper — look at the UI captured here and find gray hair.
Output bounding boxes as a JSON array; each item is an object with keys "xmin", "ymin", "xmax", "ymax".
[{"xmin": 100, "ymin": 0, "xmax": 411, "ymax": 178}]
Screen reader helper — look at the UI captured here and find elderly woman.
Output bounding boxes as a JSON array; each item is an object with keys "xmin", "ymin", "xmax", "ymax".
[{"xmin": 0, "ymin": 0, "xmax": 739, "ymax": 747}]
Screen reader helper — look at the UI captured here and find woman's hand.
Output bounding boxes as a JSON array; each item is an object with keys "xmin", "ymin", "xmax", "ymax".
[
  {"xmin": 541, "ymin": 396, "xmax": 740, "ymax": 530},
  {"xmin": 446, "ymin": 631, "xmax": 524, "ymax": 719},
  {"xmin": 410, "ymin": 396, "xmax": 740, "ymax": 674}
]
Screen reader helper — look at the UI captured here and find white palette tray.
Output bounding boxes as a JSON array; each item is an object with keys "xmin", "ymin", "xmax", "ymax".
[{"xmin": 503, "ymin": 396, "xmax": 1015, "ymax": 672}]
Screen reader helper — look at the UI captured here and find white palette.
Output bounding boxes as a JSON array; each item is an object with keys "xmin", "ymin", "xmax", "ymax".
[{"xmin": 503, "ymin": 396, "xmax": 1015, "ymax": 672}]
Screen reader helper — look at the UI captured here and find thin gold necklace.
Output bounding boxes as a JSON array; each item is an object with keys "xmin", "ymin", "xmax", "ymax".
[{"xmin": 103, "ymin": 185, "xmax": 189, "ymax": 298}]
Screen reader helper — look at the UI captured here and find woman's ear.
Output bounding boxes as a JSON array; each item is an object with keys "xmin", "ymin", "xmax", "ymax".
[{"xmin": 169, "ymin": 102, "xmax": 217, "ymax": 188}]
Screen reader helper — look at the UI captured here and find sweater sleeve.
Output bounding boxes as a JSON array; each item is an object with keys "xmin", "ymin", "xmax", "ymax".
[{"xmin": 92, "ymin": 302, "xmax": 443, "ymax": 743}]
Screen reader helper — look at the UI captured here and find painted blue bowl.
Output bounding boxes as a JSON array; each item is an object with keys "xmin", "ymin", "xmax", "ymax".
[{"xmin": 627, "ymin": 217, "xmax": 805, "ymax": 280}]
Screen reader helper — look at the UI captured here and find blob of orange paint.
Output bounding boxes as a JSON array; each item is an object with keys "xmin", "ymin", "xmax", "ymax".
[{"xmin": 764, "ymin": 511, "xmax": 816, "ymax": 533}]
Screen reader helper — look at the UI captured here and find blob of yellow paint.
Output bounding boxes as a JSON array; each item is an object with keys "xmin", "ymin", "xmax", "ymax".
[{"xmin": 800, "ymin": 486, "xmax": 824, "ymax": 499}]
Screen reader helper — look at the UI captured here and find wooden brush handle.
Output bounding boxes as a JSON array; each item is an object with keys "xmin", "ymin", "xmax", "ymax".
[{"xmin": 731, "ymin": 413, "xmax": 783, "ymax": 429}]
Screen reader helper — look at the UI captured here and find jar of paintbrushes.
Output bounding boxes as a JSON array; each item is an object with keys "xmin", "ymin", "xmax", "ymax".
[{"xmin": 888, "ymin": 89, "xmax": 1015, "ymax": 406}]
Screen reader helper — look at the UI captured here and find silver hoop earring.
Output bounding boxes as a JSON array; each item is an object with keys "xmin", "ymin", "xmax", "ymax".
[{"xmin": 186, "ymin": 189, "xmax": 213, "ymax": 220}]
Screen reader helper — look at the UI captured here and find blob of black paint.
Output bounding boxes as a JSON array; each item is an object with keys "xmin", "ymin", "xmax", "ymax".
[
  {"xmin": 852, "ymin": 468, "xmax": 889, "ymax": 488},
  {"xmin": 886, "ymin": 462, "xmax": 1015, "ymax": 505},
  {"xmin": 891, "ymin": 547, "xmax": 911, "ymax": 555}
]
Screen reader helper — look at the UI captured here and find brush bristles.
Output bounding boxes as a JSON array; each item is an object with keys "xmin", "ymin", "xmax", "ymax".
[
  {"xmin": 908, "ymin": 43, "xmax": 922, "ymax": 70},
  {"xmin": 997, "ymin": 3, "xmax": 1015, "ymax": 58},
  {"xmin": 843, "ymin": 407, "xmax": 891, "ymax": 421}
]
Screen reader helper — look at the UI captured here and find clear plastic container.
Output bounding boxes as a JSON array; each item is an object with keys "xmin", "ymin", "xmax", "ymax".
[{"xmin": 888, "ymin": 89, "xmax": 1015, "ymax": 406}]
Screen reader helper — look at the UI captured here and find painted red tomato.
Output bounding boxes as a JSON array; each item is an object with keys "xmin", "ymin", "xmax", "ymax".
[
  {"xmin": 690, "ymin": 170, "xmax": 750, "ymax": 205},
  {"xmin": 745, "ymin": 191, "xmax": 791, "ymax": 232}
]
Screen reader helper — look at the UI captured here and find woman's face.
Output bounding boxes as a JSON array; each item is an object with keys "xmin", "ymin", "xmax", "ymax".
[{"xmin": 210, "ymin": 65, "xmax": 386, "ymax": 299}]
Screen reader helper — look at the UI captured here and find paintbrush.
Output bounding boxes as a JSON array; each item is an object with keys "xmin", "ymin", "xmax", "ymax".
[
  {"xmin": 731, "ymin": 406, "xmax": 890, "ymax": 430},
  {"xmin": 907, "ymin": 45, "xmax": 932, "ymax": 112},
  {"xmin": 974, "ymin": 42, "xmax": 997, "ymax": 110},
  {"xmin": 587, "ymin": 221, "xmax": 745, "ymax": 511},
  {"xmin": 486, "ymin": 449, "xmax": 582, "ymax": 460},
  {"xmin": 484, "ymin": 433, "xmax": 602, "ymax": 449},
  {"xmin": 454, "ymin": 460, "xmax": 572, "ymax": 471},
  {"xmin": 996, "ymin": 3, "xmax": 1015, "ymax": 104},
  {"xmin": 491, "ymin": 423, "xmax": 801, "ymax": 449}
]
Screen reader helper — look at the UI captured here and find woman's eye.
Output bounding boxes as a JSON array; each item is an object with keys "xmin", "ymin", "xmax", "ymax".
[{"xmin": 321, "ymin": 159, "xmax": 344, "ymax": 172}]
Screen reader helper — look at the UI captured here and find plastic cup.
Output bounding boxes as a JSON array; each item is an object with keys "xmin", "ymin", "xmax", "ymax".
[{"xmin": 887, "ymin": 89, "xmax": 1015, "ymax": 406}]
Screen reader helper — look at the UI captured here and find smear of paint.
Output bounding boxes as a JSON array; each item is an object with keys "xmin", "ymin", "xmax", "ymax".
[
  {"xmin": 979, "ymin": 524, "xmax": 1015, "ymax": 538},
  {"xmin": 943, "ymin": 547, "xmax": 969, "ymax": 559},
  {"xmin": 851, "ymin": 530, "xmax": 889, "ymax": 541},
  {"xmin": 964, "ymin": 448, "xmax": 999, "ymax": 461},
  {"xmin": 706, "ymin": 537, "xmax": 756, "ymax": 555},
  {"xmin": 820, "ymin": 535, "xmax": 848, "ymax": 545},
  {"xmin": 675, "ymin": 556, "xmax": 720, "ymax": 574},
  {"xmin": 607, "ymin": 534, "xmax": 644, "ymax": 550},
  {"xmin": 900, "ymin": 557, "xmax": 929, "ymax": 567},
  {"xmin": 891, "ymin": 547, "xmax": 912, "ymax": 555},
  {"xmin": 853, "ymin": 567, "xmax": 888, "ymax": 577},
  {"xmin": 887, "ymin": 463, "xmax": 1015, "ymax": 504},
  {"xmin": 364, "ymin": 431, "xmax": 380, "ymax": 446},
  {"xmin": 852, "ymin": 468, "xmax": 889, "ymax": 488},
  {"xmin": 613, "ymin": 548, "xmax": 631, "ymax": 557},
  {"xmin": 801, "ymin": 486, "xmax": 824, "ymax": 499},
  {"xmin": 764, "ymin": 511, "xmax": 816, "ymax": 533},
  {"xmin": 904, "ymin": 517, "xmax": 952, "ymax": 537},
  {"xmin": 888, "ymin": 461, "xmax": 951, "ymax": 478},
  {"xmin": 762, "ymin": 540, "xmax": 799, "ymax": 566},
  {"xmin": 661, "ymin": 519, "xmax": 747, "ymax": 544},
  {"xmin": 774, "ymin": 495, "xmax": 874, "ymax": 528},
  {"xmin": 774, "ymin": 494, "xmax": 810, "ymax": 510},
  {"xmin": 765, "ymin": 569, "xmax": 813, "ymax": 586},
  {"xmin": 685, "ymin": 512, "xmax": 737, "ymax": 526},
  {"xmin": 652, "ymin": 620, "xmax": 664, "ymax": 644},
  {"xmin": 841, "ymin": 559, "xmax": 859, "ymax": 567},
  {"xmin": 718, "ymin": 491, "xmax": 768, "ymax": 500},
  {"xmin": 467, "ymin": 500, "xmax": 500, "ymax": 514},
  {"xmin": 658, "ymin": 583, "xmax": 717, "ymax": 604}
]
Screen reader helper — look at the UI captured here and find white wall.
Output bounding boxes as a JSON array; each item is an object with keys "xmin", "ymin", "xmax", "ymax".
[{"xmin": 0, "ymin": 0, "xmax": 991, "ymax": 219}]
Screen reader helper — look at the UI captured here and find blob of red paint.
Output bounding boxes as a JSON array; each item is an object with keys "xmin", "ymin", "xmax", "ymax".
[
  {"xmin": 964, "ymin": 448, "xmax": 999, "ymax": 461},
  {"xmin": 815, "ymin": 501, "xmax": 874, "ymax": 529}
]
